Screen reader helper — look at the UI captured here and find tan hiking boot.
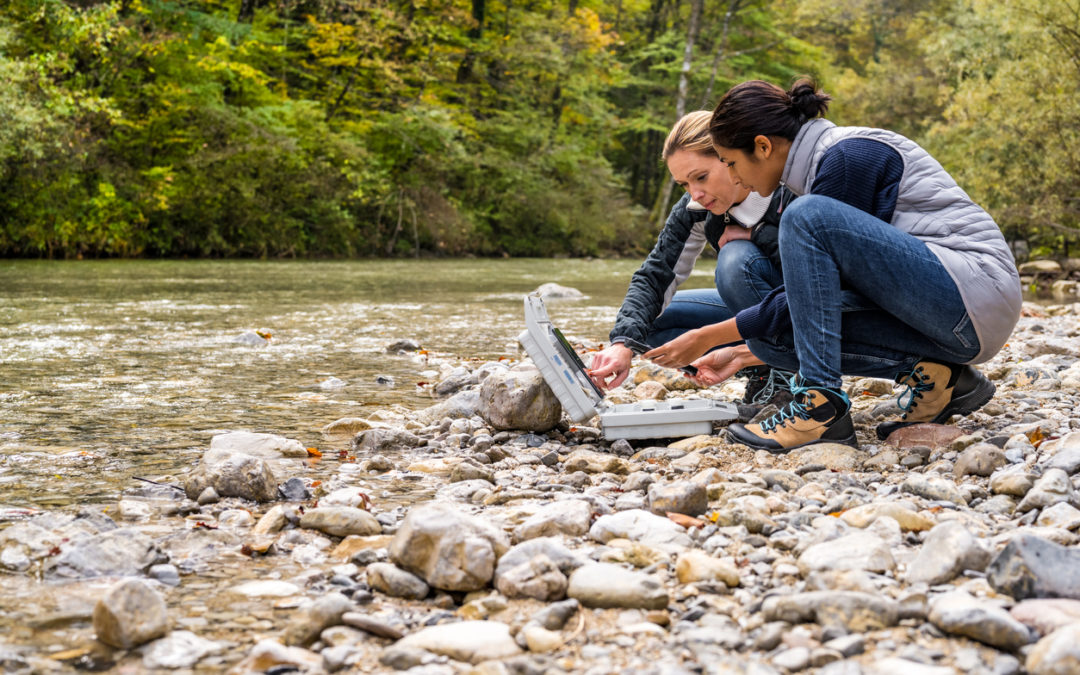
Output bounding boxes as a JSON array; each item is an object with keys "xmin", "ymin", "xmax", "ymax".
[
  {"xmin": 727, "ymin": 381, "xmax": 857, "ymax": 452},
  {"xmin": 875, "ymin": 360, "xmax": 996, "ymax": 440}
]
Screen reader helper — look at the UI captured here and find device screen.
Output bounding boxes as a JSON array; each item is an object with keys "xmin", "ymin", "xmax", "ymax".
[{"xmin": 551, "ymin": 326, "xmax": 606, "ymax": 399}]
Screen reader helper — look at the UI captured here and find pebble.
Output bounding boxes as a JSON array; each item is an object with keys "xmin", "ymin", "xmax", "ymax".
[
  {"xmin": 928, "ymin": 590, "xmax": 1034, "ymax": 650},
  {"xmin": 299, "ymin": 506, "xmax": 382, "ymax": 537},
  {"xmin": 647, "ymin": 481, "xmax": 707, "ymax": 516},
  {"xmin": 141, "ymin": 631, "xmax": 225, "ymax": 669},
  {"xmin": 762, "ymin": 591, "xmax": 899, "ymax": 631},
  {"xmin": 905, "ymin": 521, "xmax": 990, "ymax": 585},
  {"xmin": 987, "ymin": 533, "xmax": 1080, "ymax": 600},
  {"xmin": 674, "ymin": 551, "xmax": 739, "ymax": 586},
  {"xmin": 388, "ymin": 502, "xmax": 510, "ymax": 592},
  {"xmin": 797, "ymin": 532, "xmax": 896, "ymax": 575},
  {"xmin": 93, "ymin": 579, "xmax": 169, "ymax": 649},
  {"xmin": 513, "ymin": 500, "xmax": 593, "ymax": 541},
  {"xmin": 901, "ymin": 473, "xmax": 967, "ymax": 504},
  {"xmin": 366, "ymin": 562, "xmax": 430, "ymax": 600},
  {"xmin": 1025, "ymin": 623, "xmax": 1080, "ymax": 675},
  {"xmin": 566, "ymin": 563, "xmax": 669, "ymax": 609},
  {"xmin": 391, "ymin": 620, "xmax": 523, "ymax": 664}
]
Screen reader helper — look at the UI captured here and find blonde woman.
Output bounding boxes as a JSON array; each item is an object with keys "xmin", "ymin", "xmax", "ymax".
[{"xmin": 588, "ymin": 111, "xmax": 793, "ymax": 409}]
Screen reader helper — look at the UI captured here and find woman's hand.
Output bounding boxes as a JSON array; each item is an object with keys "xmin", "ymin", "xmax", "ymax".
[
  {"xmin": 643, "ymin": 329, "xmax": 712, "ymax": 369},
  {"xmin": 716, "ymin": 224, "xmax": 752, "ymax": 251},
  {"xmin": 687, "ymin": 344, "xmax": 763, "ymax": 386},
  {"xmin": 587, "ymin": 343, "xmax": 634, "ymax": 390}
]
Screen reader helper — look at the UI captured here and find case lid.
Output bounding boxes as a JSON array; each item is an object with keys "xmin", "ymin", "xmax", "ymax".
[{"xmin": 517, "ymin": 294, "xmax": 602, "ymax": 423}]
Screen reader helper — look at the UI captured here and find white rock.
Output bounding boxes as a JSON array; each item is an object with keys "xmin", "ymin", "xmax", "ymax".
[
  {"xmin": 590, "ymin": 509, "xmax": 692, "ymax": 549},
  {"xmin": 393, "ymin": 621, "xmax": 523, "ymax": 664},
  {"xmin": 230, "ymin": 580, "xmax": 301, "ymax": 597},
  {"xmin": 798, "ymin": 532, "xmax": 896, "ymax": 575},
  {"xmin": 141, "ymin": 631, "xmax": 225, "ymax": 669}
]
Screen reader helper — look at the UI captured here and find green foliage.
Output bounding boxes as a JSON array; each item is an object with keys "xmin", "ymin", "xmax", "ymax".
[{"xmin": 1, "ymin": 0, "xmax": 1072, "ymax": 257}]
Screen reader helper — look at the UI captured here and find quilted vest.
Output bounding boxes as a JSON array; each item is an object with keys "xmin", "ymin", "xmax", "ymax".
[{"xmin": 780, "ymin": 119, "xmax": 1021, "ymax": 363}]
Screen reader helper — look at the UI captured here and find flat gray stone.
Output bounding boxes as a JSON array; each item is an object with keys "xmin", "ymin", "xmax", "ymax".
[
  {"xmin": 762, "ymin": 591, "xmax": 899, "ymax": 631},
  {"xmin": 988, "ymin": 534, "xmax": 1080, "ymax": 600},
  {"xmin": 905, "ymin": 521, "xmax": 990, "ymax": 585},
  {"xmin": 567, "ymin": 563, "xmax": 668, "ymax": 609},
  {"xmin": 393, "ymin": 621, "xmax": 523, "ymax": 664},
  {"xmin": 928, "ymin": 591, "xmax": 1033, "ymax": 650}
]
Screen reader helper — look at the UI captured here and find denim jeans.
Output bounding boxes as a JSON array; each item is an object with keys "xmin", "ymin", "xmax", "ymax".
[
  {"xmin": 645, "ymin": 239, "xmax": 782, "ymax": 347},
  {"xmin": 747, "ymin": 195, "xmax": 980, "ymax": 388}
]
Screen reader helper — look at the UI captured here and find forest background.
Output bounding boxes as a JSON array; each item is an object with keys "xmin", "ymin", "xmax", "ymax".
[{"xmin": 1, "ymin": 0, "xmax": 1077, "ymax": 259}]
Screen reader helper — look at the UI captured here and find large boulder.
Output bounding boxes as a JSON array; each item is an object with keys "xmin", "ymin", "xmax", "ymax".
[
  {"xmin": 478, "ymin": 368, "xmax": 561, "ymax": 432},
  {"xmin": 183, "ymin": 453, "xmax": 278, "ymax": 503},
  {"xmin": 182, "ymin": 431, "xmax": 306, "ymax": 502},
  {"xmin": 389, "ymin": 503, "xmax": 510, "ymax": 591}
]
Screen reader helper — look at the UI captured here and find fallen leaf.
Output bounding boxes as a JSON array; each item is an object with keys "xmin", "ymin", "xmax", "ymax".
[
  {"xmin": 306, "ymin": 447, "xmax": 322, "ymax": 458},
  {"xmin": 1026, "ymin": 428, "xmax": 1045, "ymax": 447}
]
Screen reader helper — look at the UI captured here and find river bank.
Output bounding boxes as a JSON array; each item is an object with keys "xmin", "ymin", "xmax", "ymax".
[{"xmin": 1, "ymin": 288, "xmax": 1080, "ymax": 673}]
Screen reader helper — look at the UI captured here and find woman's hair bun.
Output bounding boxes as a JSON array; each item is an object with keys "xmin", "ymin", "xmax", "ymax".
[{"xmin": 788, "ymin": 79, "xmax": 830, "ymax": 120}]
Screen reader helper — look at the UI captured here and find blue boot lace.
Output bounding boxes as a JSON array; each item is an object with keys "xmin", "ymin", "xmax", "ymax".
[
  {"xmin": 759, "ymin": 377, "xmax": 850, "ymax": 433},
  {"xmin": 750, "ymin": 368, "xmax": 796, "ymax": 405},
  {"xmin": 897, "ymin": 365, "xmax": 934, "ymax": 420}
]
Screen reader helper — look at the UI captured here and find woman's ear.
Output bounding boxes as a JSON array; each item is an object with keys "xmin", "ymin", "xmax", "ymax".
[{"xmin": 753, "ymin": 135, "xmax": 773, "ymax": 160}]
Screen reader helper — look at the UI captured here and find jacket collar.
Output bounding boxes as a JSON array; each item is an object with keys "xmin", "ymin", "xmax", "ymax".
[{"xmin": 780, "ymin": 118, "xmax": 835, "ymax": 195}]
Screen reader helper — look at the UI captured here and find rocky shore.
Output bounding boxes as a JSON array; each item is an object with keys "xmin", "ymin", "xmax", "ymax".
[{"xmin": 2, "ymin": 299, "xmax": 1080, "ymax": 674}]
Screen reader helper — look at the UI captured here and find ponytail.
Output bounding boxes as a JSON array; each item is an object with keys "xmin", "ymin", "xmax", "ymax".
[{"xmin": 710, "ymin": 78, "xmax": 831, "ymax": 152}]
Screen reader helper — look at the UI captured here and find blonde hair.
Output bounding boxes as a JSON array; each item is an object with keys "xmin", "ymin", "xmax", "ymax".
[{"xmin": 662, "ymin": 111, "xmax": 715, "ymax": 160}]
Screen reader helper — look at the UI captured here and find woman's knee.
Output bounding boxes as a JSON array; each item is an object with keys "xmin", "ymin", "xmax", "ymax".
[
  {"xmin": 778, "ymin": 194, "xmax": 837, "ymax": 249},
  {"xmin": 715, "ymin": 239, "xmax": 760, "ymax": 287}
]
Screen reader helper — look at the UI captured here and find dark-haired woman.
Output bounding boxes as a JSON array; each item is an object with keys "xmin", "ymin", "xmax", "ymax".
[
  {"xmin": 587, "ymin": 111, "xmax": 794, "ymax": 408},
  {"xmin": 656, "ymin": 79, "xmax": 1021, "ymax": 452}
]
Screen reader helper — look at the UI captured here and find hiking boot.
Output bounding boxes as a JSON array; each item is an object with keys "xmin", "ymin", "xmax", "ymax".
[
  {"xmin": 736, "ymin": 366, "xmax": 796, "ymax": 420},
  {"xmin": 727, "ymin": 378, "xmax": 857, "ymax": 452},
  {"xmin": 875, "ymin": 360, "xmax": 996, "ymax": 440},
  {"xmin": 739, "ymin": 366, "xmax": 796, "ymax": 406}
]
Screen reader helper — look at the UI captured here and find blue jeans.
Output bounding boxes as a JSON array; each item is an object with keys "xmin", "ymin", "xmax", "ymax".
[
  {"xmin": 747, "ymin": 195, "xmax": 980, "ymax": 388},
  {"xmin": 645, "ymin": 239, "xmax": 782, "ymax": 347}
]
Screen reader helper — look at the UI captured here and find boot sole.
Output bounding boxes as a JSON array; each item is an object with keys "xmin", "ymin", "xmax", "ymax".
[
  {"xmin": 875, "ymin": 375, "xmax": 996, "ymax": 440},
  {"xmin": 726, "ymin": 426, "xmax": 859, "ymax": 454}
]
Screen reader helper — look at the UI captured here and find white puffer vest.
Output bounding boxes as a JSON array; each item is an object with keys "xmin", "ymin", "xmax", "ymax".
[{"xmin": 780, "ymin": 119, "xmax": 1021, "ymax": 363}]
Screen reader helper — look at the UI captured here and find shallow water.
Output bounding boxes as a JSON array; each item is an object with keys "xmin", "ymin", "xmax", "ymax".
[{"xmin": 0, "ymin": 258, "xmax": 727, "ymax": 510}]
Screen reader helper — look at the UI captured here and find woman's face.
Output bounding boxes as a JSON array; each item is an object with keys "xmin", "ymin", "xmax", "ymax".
[
  {"xmin": 666, "ymin": 149, "xmax": 750, "ymax": 215},
  {"xmin": 713, "ymin": 136, "xmax": 789, "ymax": 196}
]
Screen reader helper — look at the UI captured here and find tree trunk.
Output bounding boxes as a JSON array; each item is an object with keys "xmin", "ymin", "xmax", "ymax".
[
  {"xmin": 654, "ymin": 0, "xmax": 704, "ymax": 227},
  {"xmin": 237, "ymin": 0, "xmax": 264, "ymax": 23},
  {"xmin": 675, "ymin": 0, "xmax": 704, "ymax": 119},
  {"xmin": 456, "ymin": 0, "xmax": 486, "ymax": 83},
  {"xmin": 700, "ymin": 0, "xmax": 741, "ymax": 108}
]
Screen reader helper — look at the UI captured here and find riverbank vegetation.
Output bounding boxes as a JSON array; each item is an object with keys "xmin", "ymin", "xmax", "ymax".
[{"xmin": 1, "ymin": 0, "xmax": 1077, "ymax": 258}]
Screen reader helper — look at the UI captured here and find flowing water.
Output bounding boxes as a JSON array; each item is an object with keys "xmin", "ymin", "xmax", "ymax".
[{"xmin": 2, "ymin": 258, "xmax": 721, "ymax": 511}]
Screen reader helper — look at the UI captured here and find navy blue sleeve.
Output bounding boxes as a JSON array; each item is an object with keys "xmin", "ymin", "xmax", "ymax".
[
  {"xmin": 735, "ymin": 285, "xmax": 790, "ymax": 339},
  {"xmin": 810, "ymin": 138, "xmax": 903, "ymax": 223}
]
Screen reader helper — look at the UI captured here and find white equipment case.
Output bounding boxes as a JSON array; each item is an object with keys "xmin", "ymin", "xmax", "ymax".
[{"xmin": 517, "ymin": 294, "xmax": 738, "ymax": 440}]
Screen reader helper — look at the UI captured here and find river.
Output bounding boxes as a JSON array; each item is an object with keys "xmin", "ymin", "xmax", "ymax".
[{"xmin": 0, "ymin": 258, "xmax": 722, "ymax": 510}]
